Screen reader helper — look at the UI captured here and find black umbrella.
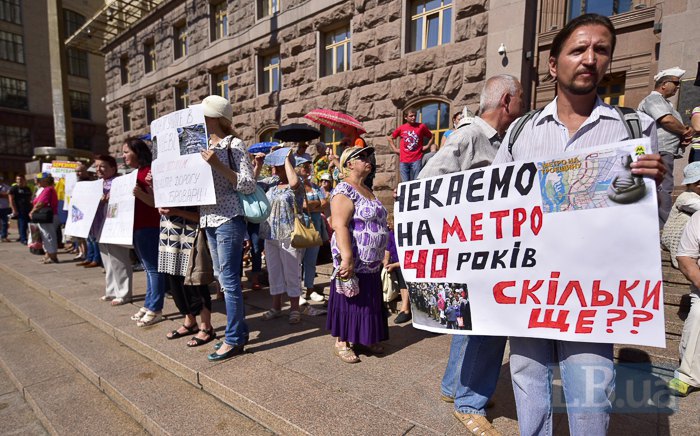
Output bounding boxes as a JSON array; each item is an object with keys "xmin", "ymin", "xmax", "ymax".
[{"xmin": 273, "ymin": 123, "xmax": 321, "ymax": 142}]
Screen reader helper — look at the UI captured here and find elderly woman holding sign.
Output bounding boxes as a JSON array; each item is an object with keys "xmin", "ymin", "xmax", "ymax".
[
  {"xmin": 198, "ymin": 95, "xmax": 257, "ymax": 361},
  {"xmin": 326, "ymin": 146, "xmax": 389, "ymax": 364}
]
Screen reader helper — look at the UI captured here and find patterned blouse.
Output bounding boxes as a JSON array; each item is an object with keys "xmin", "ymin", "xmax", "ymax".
[
  {"xmin": 330, "ymin": 182, "xmax": 389, "ymax": 273},
  {"xmin": 259, "ymin": 181, "xmax": 304, "ymax": 241},
  {"xmin": 199, "ymin": 136, "xmax": 257, "ymax": 228}
]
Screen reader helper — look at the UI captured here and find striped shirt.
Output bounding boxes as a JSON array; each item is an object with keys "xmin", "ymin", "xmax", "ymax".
[{"xmin": 494, "ymin": 97, "xmax": 657, "ymax": 165}]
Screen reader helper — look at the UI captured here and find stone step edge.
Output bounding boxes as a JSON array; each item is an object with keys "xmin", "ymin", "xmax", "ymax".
[
  {"xmin": 0, "ymin": 310, "xmax": 147, "ymax": 436},
  {"xmin": 0, "ymin": 264, "xmax": 307, "ymax": 436}
]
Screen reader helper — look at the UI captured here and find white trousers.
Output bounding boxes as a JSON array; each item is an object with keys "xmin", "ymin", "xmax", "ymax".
[
  {"xmin": 264, "ymin": 238, "xmax": 302, "ymax": 297},
  {"xmin": 677, "ymin": 290, "xmax": 700, "ymax": 387},
  {"xmin": 99, "ymin": 243, "xmax": 133, "ymax": 300}
]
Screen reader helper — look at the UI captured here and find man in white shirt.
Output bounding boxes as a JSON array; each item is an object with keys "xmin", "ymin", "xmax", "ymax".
[{"xmin": 493, "ymin": 13, "xmax": 664, "ymax": 436}]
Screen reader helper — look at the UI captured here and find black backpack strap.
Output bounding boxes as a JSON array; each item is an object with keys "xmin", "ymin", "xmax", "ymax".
[
  {"xmin": 508, "ymin": 108, "xmax": 543, "ymax": 156},
  {"xmin": 614, "ymin": 106, "xmax": 643, "ymax": 139}
]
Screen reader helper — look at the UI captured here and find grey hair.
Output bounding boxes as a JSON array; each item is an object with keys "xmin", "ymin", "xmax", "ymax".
[{"xmin": 479, "ymin": 74, "xmax": 520, "ymax": 113}]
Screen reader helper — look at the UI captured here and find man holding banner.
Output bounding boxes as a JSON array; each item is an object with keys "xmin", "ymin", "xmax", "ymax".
[
  {"xmin": 418, "ymin": 74, "xmax": 525, "ymax": 435},
  {"xmin": 493, "ymin": 14, "xmax": 664, "ymax": 435}
]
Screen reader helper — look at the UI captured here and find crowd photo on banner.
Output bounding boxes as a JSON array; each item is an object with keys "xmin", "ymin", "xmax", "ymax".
[{"xmin": 3, "ymin": 12, "xmax": 700, "ymax": 436}]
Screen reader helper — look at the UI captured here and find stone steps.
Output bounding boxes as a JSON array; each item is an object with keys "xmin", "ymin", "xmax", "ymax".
[{"xmin": 0, "ymin": 272, "xmax": 271, "ymax": 436}]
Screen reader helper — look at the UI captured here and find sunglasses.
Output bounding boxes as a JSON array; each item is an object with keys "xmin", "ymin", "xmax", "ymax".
[{"xmin": 347, "ymin": 154, "xmax": 370, "ymax": 165}]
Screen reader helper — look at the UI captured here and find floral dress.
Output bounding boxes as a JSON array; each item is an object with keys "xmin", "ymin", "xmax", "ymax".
[{"xmin": 259, "ymin": 181, "xmax": 304, "ymax": 241}]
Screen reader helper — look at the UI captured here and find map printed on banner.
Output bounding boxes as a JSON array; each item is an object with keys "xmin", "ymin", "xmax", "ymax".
[
  {"xmin": 394, "ymin": 139, "xmax": 665, "ymax": 347},
  {"xmin": 150, "ymin": 105, "xmax": 217, "ymax": 207},
  {"xmin": 99, "ymin": 170, "xmax": 138, "ymax": 246},
  {"xmin": 63, "ymin": 180, "xmax": 103, "ymax": 238}
]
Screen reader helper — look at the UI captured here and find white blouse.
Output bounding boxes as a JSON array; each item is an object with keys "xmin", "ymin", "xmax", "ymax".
[{"xmin": 200, "ymin": 136, "xmax": 257, "ymax": 228}]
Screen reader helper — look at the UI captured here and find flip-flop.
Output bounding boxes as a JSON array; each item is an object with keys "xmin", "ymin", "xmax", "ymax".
[
  {"xmin": 187, "ymin": 329, "xmax": 216, "ymax": 347},
  {"xmin": 167, "ymin": 324, "xmax": 199, "ymax": 340}
]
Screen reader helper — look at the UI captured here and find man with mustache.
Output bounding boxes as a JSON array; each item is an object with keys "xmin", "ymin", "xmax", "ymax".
[
  {"xmin": 638, "ymin": 67, "xmax": 695, "ymax": 226},
  {"xmin": 493, "ymin": 14, "xmax": 664, "ymax": 436}
]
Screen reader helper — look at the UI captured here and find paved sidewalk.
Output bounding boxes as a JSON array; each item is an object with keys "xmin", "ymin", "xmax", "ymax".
[{"xmin": 0, "ymin": 240, "xmax": 697, "ymax": 435}]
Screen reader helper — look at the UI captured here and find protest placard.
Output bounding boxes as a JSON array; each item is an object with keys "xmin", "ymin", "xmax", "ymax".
[
  {"xmin": 394, "ymin": 139, "xmax": 665, "ymax": 347},
  {"xmin": 64, "ymin": 180, "xmax": 103, "ymax": 238},
  {"xmin": 99, "ymin": 170, "xmax": 137, "ymax": 246},
  {"xmin": 150, "ymin": 106, "xmax": 217, "ymax": 207}
]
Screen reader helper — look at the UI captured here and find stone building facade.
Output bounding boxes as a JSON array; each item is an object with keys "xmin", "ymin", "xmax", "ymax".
[
  {"xmin": 0, "ymin": 0, "xmax": 108, "ymax": 178},
  {"xmin": 103, "ymin": 0, "xmax": 498, "ymax": 202}
]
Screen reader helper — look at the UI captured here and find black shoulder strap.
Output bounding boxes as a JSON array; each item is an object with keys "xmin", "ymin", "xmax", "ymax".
[
  {"xmin": 508, "ymin": 108, "xmax": 543, "ymax": 155},
  {"xmin": 614, "ymin": 106, "xmax": 643, "ymax": 139}
]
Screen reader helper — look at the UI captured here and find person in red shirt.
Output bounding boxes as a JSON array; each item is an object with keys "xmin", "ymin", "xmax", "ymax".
[{"xmin": 388, "ymin": 109, "xmax": 434, "ymax": 182}]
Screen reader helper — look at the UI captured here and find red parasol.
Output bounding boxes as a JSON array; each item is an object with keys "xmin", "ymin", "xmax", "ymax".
[{"xmin": 304, "ymin": 109, "xmax": 366, "ymax": 135}]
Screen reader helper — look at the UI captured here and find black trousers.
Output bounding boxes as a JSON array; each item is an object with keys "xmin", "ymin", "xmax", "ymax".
[{"xmin": 167, "ymin": 274, "xmax": 211, "ymax": 317}]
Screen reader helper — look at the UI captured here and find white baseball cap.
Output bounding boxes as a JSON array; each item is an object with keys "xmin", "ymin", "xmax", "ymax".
[{"xmin": 200, "ymin": 95, "xmax": 233, "ymax": 122}]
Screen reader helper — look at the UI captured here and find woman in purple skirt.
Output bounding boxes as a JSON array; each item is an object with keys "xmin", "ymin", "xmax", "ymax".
[{"xmin": 327, "ymin": 146, "xmax": 389, "ymax": 363}]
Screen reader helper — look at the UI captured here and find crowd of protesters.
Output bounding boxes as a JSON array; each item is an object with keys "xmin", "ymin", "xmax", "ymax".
[{"xmin": 3, "ymin": 12, "xmax": 700, "ymax": 436}]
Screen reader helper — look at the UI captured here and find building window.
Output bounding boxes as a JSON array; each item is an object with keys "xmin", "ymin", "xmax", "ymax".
[
  {"xmin": 173, "ymin": 22, "xmax": 188, "ymax": 59},
  {"xmin": 122, "ymin": 105, "xmax": 131, "ymax": 132},
  {"xmin": 260, "ymin": 53, "xmax": 280, "ymax": 94},
  {"xmin": 597, "ymin": 73, "xmax": 626, "ymax": 106},
  {"xmin": 409, "ymin": 0, "xmax": 452, "ymax": 53},
  {"xmin": 74, "ymin": 136, "xmax": 91, "ymax": 150},
  {"xmin": 0, "ymin": 31, "xmax": 24, "ymax": 63},
  {"xmin": 146, "ymin": 96, "xmax": 158, "ymax": 124},
  {"xmin": 211, "ymin": 70, "xmax": 229, "ymax": 99},
  {"xmin": 67, "ymin": 48, "xmax": 89, "ymax": 77},
  {"xmin": 259, "ymin": 127, "xmax": 278, "ymax": 142},
  {"xmin": 69, "ymin": 90, "xmax": 90, "ymax": 119},
  {"xmin": 321, "ymin": 126, "xmax": 345, "ymax": 155},
  {"xmin": 0, "ymin": 0, "xmax": 22, "ymax": 25},
  {"xmin": 569, "ymin": 0, "xmax": 633, "ymax": 20},
  {"xmin": 210, "ymin": 1, "xmax": 228, "ymax": 41},
  {"xmin": 0, "ymin": 124, "xmax": 31, "ymax": 155},
  {"xmin": 120, "ymin": 56, "xmax": 130, "ymax": 85},
  {"xmin": 63, "ymin": 9, "xmax": 85, "ymax": 37},
  {"xmin": 0, "ymin": 76, "xmax": 27, "ymax": 110},
  {"xmin": 144, "ymin": 40, "xmax": 156, "ymax": 73},
  {"xmin": 175, "ymin": 84, "xmax": 189, "ymax": 110},
  {"xmin": 322, "ymin": 26, "xmax": 351, "ymax": 77},
  {"xmin": 257, "ymin": 0, "xmax": 279, "ymax": 18},
  {"xmin": 415, "ymin": 100, "xmax": 449, "ymax": 146}
]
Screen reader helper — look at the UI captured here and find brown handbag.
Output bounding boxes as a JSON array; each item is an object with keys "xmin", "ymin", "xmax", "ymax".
[
  {"xmin": 184, "ymin": 228, "xmax": 215, "ymax": 286},
  {"xmin": 290, "ymin": 186, "xmax": 322, "ymax": 249}
]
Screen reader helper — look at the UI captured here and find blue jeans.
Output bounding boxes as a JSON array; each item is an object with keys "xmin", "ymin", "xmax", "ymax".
[
  {"xmin": 86, "ymin": 236, "xmax": 102, "ymax": 264},
  {"xmin": 133, "ymin": 227, "xmax": 166, "ymax": 312},
  {"xmin": 206, "ymin": 217, "xmax": 249, "ymax": 346},
  {"xmin": 509, "ymin": 338, "xmax": 614, "ymax": 436},
  {"xmin": 400, "ymin": 160, "xmax": 422, "ymax": 182},
  {"xmin": 441, "ymin": 335, "xmax": 507, "ymax": 415},
  {"xmin": 0, "ymin": 208, "xmax": 9, "ymax": 238},
  {"xmin": 302, "ymin": 245, "xmax": 320, "ymax": 289},
  {"xmin": 246, "ymin": 222, "xmax": 263, "ymax": 273},
  {"xmin": 17, "ymin": 213, "xmax": 28, "ymax": 244}
]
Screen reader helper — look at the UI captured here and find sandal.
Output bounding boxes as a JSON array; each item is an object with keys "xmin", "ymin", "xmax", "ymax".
[
  {"xmin": 130, "ymin": 307, "xmax": 148, "ymax": 321},
  {"xmin": 167, "ymin": 324, "xmax": 199, "ymax": 340},
  {"xmin": 136, "ymin": 311, "xmax": 162, "ymax": 327},
  {"xmin": 261, "ymin": 308, "xmax": 282, "ymax": 320},
  {"xmin": 288, "ymin": 310, "xmax": 301, "ymax": 324},
  {"xmin": 110, "ymin": 297, "xmax": 130, "ymax": 306},
  {"xmin": 334, "ymin": 344, "xmax": 360, "ymax": 364},
  {"xmin": 187, "ymin": 328, "xmax": 216, "ymax": 347}
]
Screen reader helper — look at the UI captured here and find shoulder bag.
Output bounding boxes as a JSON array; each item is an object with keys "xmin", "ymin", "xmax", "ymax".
[
  {"xmin": 290, "ymin": 186, "xmax": 322, "ymax": 249},
  {"xmin": 184, "ymin": 228, "xmax": 215, "ymax": 286},
  {"xmin": 30, "ymin": 207, "xmax": 53, "ymax": 224},
  {"xmin": 226, "ymin": 145, "xmax": 271, "ymax": 223}
]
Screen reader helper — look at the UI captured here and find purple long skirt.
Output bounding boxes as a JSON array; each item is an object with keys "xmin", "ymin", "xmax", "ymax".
[{"xmin": 326, "ymin": 271, "xmax": 389, "ymax": 346}]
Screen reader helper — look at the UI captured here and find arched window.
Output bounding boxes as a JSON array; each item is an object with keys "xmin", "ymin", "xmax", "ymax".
[
  {"xmin": 258, "ymin": 127, "xmax": 278, "ymax": 143},
  {"xmin": 414, "ymin": 100, "xmax": 450, "ymax": 147}
]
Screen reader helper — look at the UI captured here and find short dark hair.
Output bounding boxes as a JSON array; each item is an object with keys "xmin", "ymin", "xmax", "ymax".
[
  {"xmin": 93, "ymin": 154, "xmax": 117, "ymax": 169},
  {"xmin": 405, "ymin": 108, "xmax": 417, "ymax": 117},
  {"xmin": 654, "ymin": 75, "xmax": 677, "ymax": 89},
  {"xmin": 124, "ymin": 138, "xmax": 153, "ymax": 168},
  {"xmin": 550, "ymin": 13, "xmax": 616, "ymax": 61}
]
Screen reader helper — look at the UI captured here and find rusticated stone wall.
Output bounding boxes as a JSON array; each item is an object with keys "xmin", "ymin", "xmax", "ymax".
[{"xmin": 104, "ymin": 0, "xmax": 490, "ymax": 204}]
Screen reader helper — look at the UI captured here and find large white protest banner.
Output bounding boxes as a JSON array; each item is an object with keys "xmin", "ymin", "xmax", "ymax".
[
  {"xmin": 150, "ymin": 105, "xmax": 217, "ymax": 207},
  {"xmin": 99, "ymin": 171, "xmax": 138, "ymax": 246},
  {"xmin": 395, "ymin": 139, "xmax": 665, "ymax": 347},
  {"xmin": 64, "ymin": 180, "xmax": 103, "ymax": 238}
]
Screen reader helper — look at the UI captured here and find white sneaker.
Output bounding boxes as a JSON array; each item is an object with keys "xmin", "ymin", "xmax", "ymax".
[
  {"xmin": 309, "ymin": 291, "xmax": 324, "ymax": 302},
  {"xmin": 299, "ymin": 296, "xmax": 308, "ymax": 306}
]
